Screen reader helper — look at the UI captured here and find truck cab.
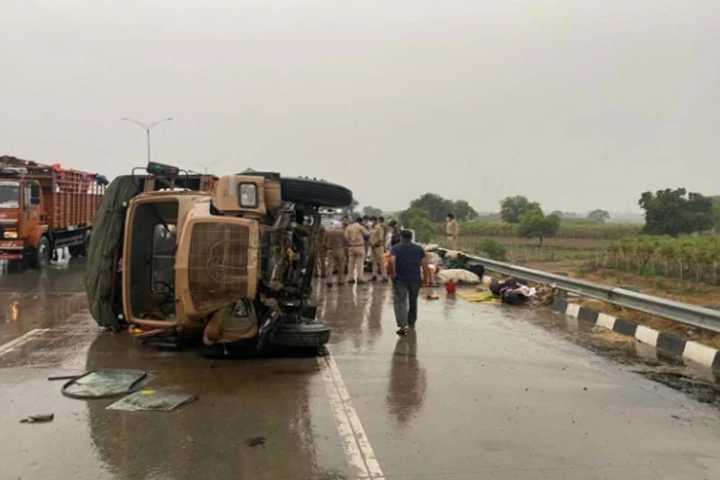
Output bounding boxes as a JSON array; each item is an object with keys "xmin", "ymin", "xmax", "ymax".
[
  {"xmin": 0, "ymin": 175, "xmax": 44, "ymax": 263},
  {"xmin": 86, "ymin": 163, "xmax": 353, "ymax": 354}
]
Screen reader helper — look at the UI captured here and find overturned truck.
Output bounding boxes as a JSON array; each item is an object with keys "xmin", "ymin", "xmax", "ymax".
[{"xmin": 85, "ymin": 163, "xmax": 352, "ymax": 352}]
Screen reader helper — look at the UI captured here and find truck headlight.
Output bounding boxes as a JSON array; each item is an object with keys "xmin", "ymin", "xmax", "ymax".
[
  {"xmin": 238, "ymin": 183, "xmax": 258, "ymax": 208},
  {"xmin": 3, "ymin": 231, "xmax": 17, "ymax": 239}
]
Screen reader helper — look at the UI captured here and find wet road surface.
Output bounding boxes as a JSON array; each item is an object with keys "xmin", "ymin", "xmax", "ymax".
[{"xmin": 1, "ymin": 261, "xmax": 720, "ymax": 479}]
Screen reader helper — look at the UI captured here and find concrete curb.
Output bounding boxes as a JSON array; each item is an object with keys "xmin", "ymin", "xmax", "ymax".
[{"xmin": 552, "ymin": 296, "xmax": 720, "ymax": 372}]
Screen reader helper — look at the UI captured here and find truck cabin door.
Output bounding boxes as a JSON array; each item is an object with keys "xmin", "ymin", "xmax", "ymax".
[{"xmin": 23, "ymin": 181, "xmax": 42, "ymax": 224}]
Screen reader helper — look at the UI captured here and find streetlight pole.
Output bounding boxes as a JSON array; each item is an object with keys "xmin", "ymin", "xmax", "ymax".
[{"xmin": 121, "ymin": 117, "xmax": 173, "ymax": 163}]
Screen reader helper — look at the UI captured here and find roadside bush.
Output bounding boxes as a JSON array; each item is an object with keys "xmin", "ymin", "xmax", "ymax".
[{"xmin": 477, "ymin": 239, "xmax": 507, "ymax": 261}]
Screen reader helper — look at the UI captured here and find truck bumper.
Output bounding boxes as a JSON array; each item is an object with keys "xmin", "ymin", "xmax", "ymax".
[{"xmin": 0, "ymin": 240, "xmax": 25, "ymax": 260}]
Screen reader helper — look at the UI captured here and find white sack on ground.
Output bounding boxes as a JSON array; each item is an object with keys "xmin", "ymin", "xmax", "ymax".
[{"xmin": 437, "ymin": 269, "xmax": 481, "ymax": 284}]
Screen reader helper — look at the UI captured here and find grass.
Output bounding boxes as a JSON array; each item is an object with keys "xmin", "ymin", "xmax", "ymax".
[{"xmin": 436, "ymin": 235, "xmax": 612, "ymax": 264}]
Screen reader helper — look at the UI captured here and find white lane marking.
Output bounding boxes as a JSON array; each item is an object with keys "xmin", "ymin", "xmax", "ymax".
[
  {"xmin": 318, "ymin": 353, "xmax": 384, "ymax": 480},
  {"xmin": 683, "ymin": 341, "xmax": 718, "ymax": 368},
  {"xmin": 635, "ymin": 325, "xmax": 659, "ymax": 346},
  {"xmin": 565, "ymin": 304, "xmax": 580, "ymax": 318},
  {"xmin": 596, "ymin": 313, "xmax": 616, "ymax": 330},
  {"xmin": 0, "ymin": 329, "xmax": 51, "ymax": 356}
]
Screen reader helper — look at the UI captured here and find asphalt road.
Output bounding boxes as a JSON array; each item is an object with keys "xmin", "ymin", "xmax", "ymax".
[{"xmin": 1, "ymin": 260, "xmax": 719, "ymax": 480}]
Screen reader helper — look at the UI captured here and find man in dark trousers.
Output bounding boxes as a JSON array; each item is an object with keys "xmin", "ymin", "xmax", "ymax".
[{"xmin": 389, "ymin": 229, "xmax": 427, "ymax": 336}]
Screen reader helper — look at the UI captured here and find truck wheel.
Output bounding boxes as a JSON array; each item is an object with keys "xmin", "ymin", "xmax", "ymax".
[
  {"xmin": 280, "ymin": 177, "xmax": 353, "ymax": 208},
  {"xmin": 30, "ymin": 237, "xmax": 51, "ymax": 268},
  {"xmin": 69, "ymin": 232, "xmax": 90, "ymax": 258},
  {"xmin": 270, "ymin": 318, "xmax": 331, "ymax": 348}
]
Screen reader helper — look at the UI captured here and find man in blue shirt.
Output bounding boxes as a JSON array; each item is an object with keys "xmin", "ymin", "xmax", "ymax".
[{"xmin": 390, "ymin": 230, "xmax": 427, "ymax": 335}]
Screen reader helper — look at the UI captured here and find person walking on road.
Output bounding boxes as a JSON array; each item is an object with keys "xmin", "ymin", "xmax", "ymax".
[
  {"xmin": 324, "ymin": 222, "xmax": 349, "ymax": 287},
  {"xmin": 345, "ymin": 217, "xmax": 369, "ymax": 284},
  {"xmin": 389, "ymin": 229, "xmax": 427, "ymax": 335},
  {"xmin": 446, "ymin": 213, "xmax": 460, "ymax": 250},
  {"xmin": 369, "ymin": 217, "xmax": 388, "ymax": 282}
]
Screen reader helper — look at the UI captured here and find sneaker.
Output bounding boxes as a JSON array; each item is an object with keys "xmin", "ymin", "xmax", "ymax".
[
  {"xmin": 338, "ymin": 282, "xmax": 345, "ymax": 286},
  {"xmin": 348, "ymin": 279, "xmax": 356, "ymax": 284},
  {"xmin": 370, "ymin": 276, "xmax": 377, "ymax": 282},
  {"xmin": 326, "ymin": 282, "xmax": 333, "ymax": 287},
  {"xmin": 396, "ymin": 327, "xmax": 408, "ymax": 336},
  {"xmin": 357, "ymin": 280, "xmax": 367, "ymax": 285}
]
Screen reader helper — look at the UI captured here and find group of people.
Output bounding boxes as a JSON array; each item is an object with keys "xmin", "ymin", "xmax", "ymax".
[
  {"xmin": 317, "ymin": 212, "xmax": 462, "ymax": 337},
  {"xmin": 318, "ymin": 215, "xmax": 399, "ymax": 287}
]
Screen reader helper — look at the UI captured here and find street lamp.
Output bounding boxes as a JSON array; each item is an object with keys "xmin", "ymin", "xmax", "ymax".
[{"xmin": 121, "ymin": 117, "xmax": 173, "ymax": 163}]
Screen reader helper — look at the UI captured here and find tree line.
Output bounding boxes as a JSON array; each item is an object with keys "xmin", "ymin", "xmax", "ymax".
[{"xmin": 360, "ymin": 187, "xmax": 720, "ymax": 244}]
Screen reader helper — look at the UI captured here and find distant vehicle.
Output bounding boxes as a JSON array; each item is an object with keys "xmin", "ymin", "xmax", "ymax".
[
  {"xmin": 86, "ymin": 162, "xmax": 353, "ymax": 352},
  {"xmin": 0, "ymin": 156, "xmax": 107, "ymax": 267}
]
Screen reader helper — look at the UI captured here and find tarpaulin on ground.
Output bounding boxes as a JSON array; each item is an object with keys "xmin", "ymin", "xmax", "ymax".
[
  {"xmin": 85, "ymin": 176, "xmax": 141, "ymax": 330},
  {"xmin": 107, "ymin": 389, "xmax": 195, "ymax": 412},
  {"xmin": 457, "ymin": 290, "xmax": 501, "ymax": 304}
]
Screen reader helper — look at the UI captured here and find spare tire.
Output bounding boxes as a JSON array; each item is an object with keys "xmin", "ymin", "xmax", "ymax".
[{"xmin": 280, "ymin": 177, "xmax": 353, "ymax": 208}]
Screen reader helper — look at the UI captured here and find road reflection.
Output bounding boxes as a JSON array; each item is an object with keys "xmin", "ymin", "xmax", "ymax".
[
  {"xmin": 386, "ymin": 330, "xmax": 427, "ymax": 425},
  {"xmin": 82, "ymin": 333, "xmax": 336, "ymax": 480}
]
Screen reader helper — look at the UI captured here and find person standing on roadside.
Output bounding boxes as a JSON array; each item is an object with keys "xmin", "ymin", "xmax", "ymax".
[
  {"xmin": 324, "ymin": 221, "xmax": 348, "ymax": 287},
  {"xmin": 446, "ymin": 213, "xmax": 460, "ymax": 250},
  {"xmin": 345, "ymin": 217, "xmax": 369, "ymax": 284},
  {"xmin": 389, "ymin": 230, "xmax": 427, "ymax": 335},
  {"xmin": 387, "ymin": 219, "xmax": 401, "ymax": 249},
  {"xmin": 379, "ymin": 216, "xmax": 391, "ymax": 244},
  {"xmin": 369, "ymin": 217, "xmax": 388, "ymax": 282}
]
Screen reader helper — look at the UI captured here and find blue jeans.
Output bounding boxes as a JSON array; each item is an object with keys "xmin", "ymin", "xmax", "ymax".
[{"xmin": 393, "ymin": 279, "xmax": 421, "ymax": 328}]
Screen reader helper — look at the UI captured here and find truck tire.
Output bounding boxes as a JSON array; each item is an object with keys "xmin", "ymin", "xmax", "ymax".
[
  {"xmin": 270, "ymin": 318, "xmax": 331, "ymax": 348},
  {"xmin": 69, "ymin": 231, "xmax": 90, "ymax": 258},
  {"xmin": 280, "ymin": 177, "xmax": 353, "ymax": 208},
  {"xmin": 29, "ymin": 236, "xmax": 51, "ymax": 268}
]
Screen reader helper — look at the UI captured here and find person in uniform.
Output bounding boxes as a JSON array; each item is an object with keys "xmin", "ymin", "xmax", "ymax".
[
  {"xmin": 369, "ymin": 217, "xmax": 388, "ymax": 282},
  {"xmin": 345, "ymin": 217, "xmax": 369, "ymax": 284},
  {"xmin": 324, "ymin": 221, "xmax": 348, "ymax": 286},
  {"xmin": 446, "ymin": 213, "xmax": 460, "ymax": 250},
  {"xmin": 379, "ymin": 216, "xmax": 392, "ymax": 243}
]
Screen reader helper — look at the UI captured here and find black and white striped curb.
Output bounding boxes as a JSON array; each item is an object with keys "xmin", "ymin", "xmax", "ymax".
[{"xmin": 552, "ymin": 296, "xmax": 720, "ymax": 372}]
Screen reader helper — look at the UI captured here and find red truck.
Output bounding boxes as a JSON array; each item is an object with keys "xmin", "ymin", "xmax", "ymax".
[{"xmin": 0, "ymin": 156, "xmax": 106, "ymax": 267}]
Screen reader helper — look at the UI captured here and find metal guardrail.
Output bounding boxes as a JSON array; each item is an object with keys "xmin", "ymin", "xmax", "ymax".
[{"xmin": 461, "ymin": 253, "xmax": 720, "ymax": 334}]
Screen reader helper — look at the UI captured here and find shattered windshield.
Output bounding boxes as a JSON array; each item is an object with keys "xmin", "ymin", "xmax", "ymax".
[{"xmin": 0, "ymin": 182, "xmax": 20, "ymax": 209}]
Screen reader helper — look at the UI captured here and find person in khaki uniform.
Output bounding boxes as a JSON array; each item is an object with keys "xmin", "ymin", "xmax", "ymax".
[
  {"xmin": 369, "ymin": 217, "xmax": 388, "ymax": 282},
  {"xmin": 324, "ymin": 222, "xmax": 348, "ymax": 286},
  {"xmin": 446, "ymin": 213, "xmax": 460, "ymax": 250},
  {"xmin": 344, "ymin": 217, "xmax": 369, "ymax": 284}
]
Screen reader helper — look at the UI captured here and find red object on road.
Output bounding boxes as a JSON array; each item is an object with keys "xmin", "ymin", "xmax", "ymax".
[{"xmin": 445, "ymin": 279, "xmax": 457, "ymax": 295}]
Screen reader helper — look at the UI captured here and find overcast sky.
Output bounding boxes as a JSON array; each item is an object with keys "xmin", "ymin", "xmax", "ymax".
[{"xmin": 2, "ymin": 1, "xmax": 719, "ymax": 214}]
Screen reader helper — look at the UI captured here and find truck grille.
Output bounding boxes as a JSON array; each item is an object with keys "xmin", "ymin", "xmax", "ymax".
[{"xmin": 188, "ymin": 222, "xmax": 257, "ymax": 311}]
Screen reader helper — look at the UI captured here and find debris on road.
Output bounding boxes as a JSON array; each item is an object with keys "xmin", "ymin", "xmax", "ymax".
[
  {"xmin": 20, "ymin": 413, "xmax": 54, "ymax": 424},
  {"xmin": 245, "ymin": 436, "xmax": 267, "ymax": 447},
  {"xmin": 62, "ymin": 369, "xmax": 148, "ymax": 399},
  {"xmin": 107, "ymin": 389, "xmax": 195, "ymax": 412},
  {"xmin": 457, "ymin": 290, "xmax": 500, "ymax": 304},
  {"xmin": 437, "ymin": 269, "xmax": 481, "ymax": 285},
  {"xmin": 48, "ymin": 374, "xmax": 85, "ymax": 381}
]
